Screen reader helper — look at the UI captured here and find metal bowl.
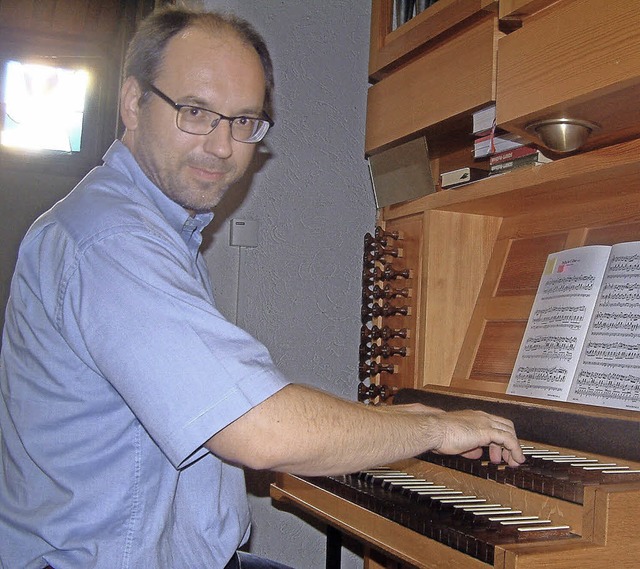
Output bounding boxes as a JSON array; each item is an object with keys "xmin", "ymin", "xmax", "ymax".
[{"xmin": 526, "ymin": 118, "xmax": 600, "ymax": 153}]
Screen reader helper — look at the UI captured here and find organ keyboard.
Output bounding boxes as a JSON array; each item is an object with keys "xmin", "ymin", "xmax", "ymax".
[
  {"xmin": 310, "ymin": 462, "xmax": 576, "ymax": 566},
  {"xmin": 271, "ymin": 390, "xmax": 640, "ymax": 568}
]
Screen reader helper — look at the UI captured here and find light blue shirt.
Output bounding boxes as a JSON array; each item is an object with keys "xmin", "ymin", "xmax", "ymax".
[{"xmin": 0, "ymin": 141, "xmax": 289, "ymax": 569}]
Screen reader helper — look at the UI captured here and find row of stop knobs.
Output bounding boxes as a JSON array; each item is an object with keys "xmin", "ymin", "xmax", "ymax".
[{"xmin": 359, "ymin": 226, "xmax": 411, "ymax": 402}]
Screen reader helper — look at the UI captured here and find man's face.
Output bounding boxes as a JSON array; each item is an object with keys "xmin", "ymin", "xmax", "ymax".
[{"xmin": 121, "ymin": 26, "xmax": 267, "ymax": 213}]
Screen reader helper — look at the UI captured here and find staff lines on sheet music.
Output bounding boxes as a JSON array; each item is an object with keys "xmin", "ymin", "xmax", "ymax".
[
  {"xmin": 584, "ymin": 341, "xmax": 640, "ymax": 361},
  {"xmin": 522, "ymin": 335, "xmax": 577, "ymax": 361},
  {"xmin": 511, "ymin": 366, "xmax": 569, "ymax": 392},
  {"xmin": 573, "ymin": 369, "xmax": 640, "ymax": 403},
  {"xmin": 591, "ymin": 310, "xmax": 640, "ymax": 334},
  {"xmin": 542, "ymin": 274, "xmax": 597, "ymax": 295},
  {"xmin": 531, "ymin": 305, "xmax": 587, "ymax": 330}
]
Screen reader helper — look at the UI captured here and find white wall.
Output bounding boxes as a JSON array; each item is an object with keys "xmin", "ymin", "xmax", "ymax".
[{"xmin": 196, "ymin": 0, "xmax": 376, "ymax": 566}]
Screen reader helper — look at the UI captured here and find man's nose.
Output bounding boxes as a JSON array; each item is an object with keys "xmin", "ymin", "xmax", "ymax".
[{"xmin": 202, "ymin": 119, "xmax": 234, "ymax": 158}]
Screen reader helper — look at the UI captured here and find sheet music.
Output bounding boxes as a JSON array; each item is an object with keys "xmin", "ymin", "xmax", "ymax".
[
  {"xmin": 507, "ymin": 246, "xmax": 610, "ymax": 400},
  {"xmin": 568, "ymin": 242, "xmax": 640, "ymax": 410}
]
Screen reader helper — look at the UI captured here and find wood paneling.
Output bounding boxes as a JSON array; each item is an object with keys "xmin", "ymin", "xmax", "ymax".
[
  {"xmin": 366, "ymin": 15, "xmax": 499, "ymax": 156},
  {"xmin": 496, "ymin": 0, "xmax": 640, "ymax": 151},
  {"xmin": 496, "ymin": 233, "xmax": 568, "ymax": 296},
  {"xmin": 368, "ymin": 0, "xmax": 498, "ymax": 81}
]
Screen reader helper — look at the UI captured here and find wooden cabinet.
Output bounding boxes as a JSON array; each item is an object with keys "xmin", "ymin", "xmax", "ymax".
[
  {"xmin": 496, "ymin": 0, "xmax": 640, "ymax": 151},
  {"xmin": 366, "ymin": 0, "xmax": 500, "ymax": 159},
  {"xmin": 363, "ymin": 0, "xmax": 640, "ymax": 400},
  {"xmin": 382, "ymin": 137, "xmax": 640, "ymax": 402},
  {"xmin": 366, "ymin": 13, "xmax": 499, "ymax": 156},
  {"xmin": 368, "ymin": 0, "xmax": 498, "ymax": 81},
  {"xmin": 366, "ymin": 0, "xmax": 640, "ymax": 171}
]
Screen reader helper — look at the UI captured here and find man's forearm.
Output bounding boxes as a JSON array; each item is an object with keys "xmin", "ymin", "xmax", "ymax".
[{"xmin": 206, "ymin": 384, "xmax": 523, "ymax": 475}]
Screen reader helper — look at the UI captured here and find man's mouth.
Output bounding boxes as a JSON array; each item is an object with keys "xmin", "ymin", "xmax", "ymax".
[{"xmin": 189, "ymin": 164, "xmax": 227, "ymax": 181}]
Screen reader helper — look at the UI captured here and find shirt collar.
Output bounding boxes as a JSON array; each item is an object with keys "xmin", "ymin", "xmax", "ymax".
[{"xmin": 103, "ymin": 141, "xmax": 214, "ymax": 248}]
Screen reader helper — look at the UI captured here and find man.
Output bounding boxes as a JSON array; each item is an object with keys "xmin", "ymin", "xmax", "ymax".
[{"xmin": 0, "ymin": 7, "xmax": 524, "ymax": 569}]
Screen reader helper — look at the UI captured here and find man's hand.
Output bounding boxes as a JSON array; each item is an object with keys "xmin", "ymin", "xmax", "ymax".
[{"xmin": 425, "ymin": 408, "xmax": 524, "ymax": 467}]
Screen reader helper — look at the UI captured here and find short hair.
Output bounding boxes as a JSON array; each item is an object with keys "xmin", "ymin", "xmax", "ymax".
[{"xmin": 123, "ymin": 7, "xmax": 274, "ymax": 111}]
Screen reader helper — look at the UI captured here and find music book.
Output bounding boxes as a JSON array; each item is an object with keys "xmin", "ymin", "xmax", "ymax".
[
  {"xmin": 473, "ymin": 131, "xmax": 524, "ymax": 159},
  {"xmin": 506, "ymin": 242, "xmax": 640, "ymax": 411},
  {"xmin": 472, "ymin": 104, "xmax": 496, "ymax": 136}
]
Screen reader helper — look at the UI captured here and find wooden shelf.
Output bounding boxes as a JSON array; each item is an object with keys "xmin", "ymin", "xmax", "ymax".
[
  {"xmin": 366, "ymin": 11, "xmax": 499, "ymax": 156},
  {"xmin": 497, "ymin": 0, "xmax": 640, "ymax": 151},
  {"xmin": 369, "ymin": 0, "xmax": 498, "ymax": 81},
  {"xmin": 382, "ymin": 137, "xmax": 640, "ymax": 218},
  {"xmin": 377, "ymin": 138, "xmax": 640, "ymax": 396}
]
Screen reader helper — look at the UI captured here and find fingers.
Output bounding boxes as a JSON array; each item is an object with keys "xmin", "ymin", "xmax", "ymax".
[
  {"xmin": 484, "ymin": 415, "xmax": 525, "ymax": 466},
  {"xmin": 487, "ymin": 442, "xmax": 521, "ymax": 466},
  {"xmin": 459, "ymin": 443, "xmax": 524, "ymax": 466},
  {"xmin": 435, "ymin": 410, "xmax": 525, "ymax": 466}
]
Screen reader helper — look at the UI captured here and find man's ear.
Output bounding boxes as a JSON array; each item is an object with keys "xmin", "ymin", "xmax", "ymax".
[{"xmin": 120, "ymin": 76, "xmax": 143, "ymax": 131}]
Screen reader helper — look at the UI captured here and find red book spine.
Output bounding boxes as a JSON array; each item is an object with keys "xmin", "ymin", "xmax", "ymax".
[{"xmin": 489, "ymin": 146, "xmax": 538, "ymax": 166}]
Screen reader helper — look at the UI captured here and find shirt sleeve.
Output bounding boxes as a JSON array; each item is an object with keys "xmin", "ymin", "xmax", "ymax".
[{"xmin": 56, "ymin": 225, "xmax": 289, "ymax": 469}]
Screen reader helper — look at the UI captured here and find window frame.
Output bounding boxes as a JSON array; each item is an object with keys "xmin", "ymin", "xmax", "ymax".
[{"xmin": 0, "ymin": 30, "xmax": 112, "ymax": 177}]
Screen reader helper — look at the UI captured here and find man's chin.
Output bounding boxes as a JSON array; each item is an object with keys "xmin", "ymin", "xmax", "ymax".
[{"xmin": 172, "ymin": 185, "xmax": 230, "ymax": 214}]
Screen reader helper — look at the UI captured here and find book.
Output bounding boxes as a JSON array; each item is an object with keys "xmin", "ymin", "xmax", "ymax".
[
  {"xmin": 440, "ymin": 166, "xmax": 489, "ymax": 188},
  {"xmin": 472, "ymin": 104, "xmax": 496, "ymax": 136},
  {"xmin": 473, "ymin": 131, "xmax": 525, "ymax": 159},
  {"xmin": 506, "ymin": 242, "xmax": 640, "ymax": 411},
  {"xmin": 489, "ymin": 145, "xmax": 541, "ymax": 166},
  {"xmin": 489, "ymin": 151, "xmax": 552, "ymax": 174}
]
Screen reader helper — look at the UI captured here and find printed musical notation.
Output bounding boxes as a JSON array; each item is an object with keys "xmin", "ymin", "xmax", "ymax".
[
  {"xmin": 510, "ymin": 366, "xmax": 569, "ymax": 394},
  {"xmin": 583, "ymin": 341, "xmax": 640, "ymax": 361},
  {"xmin": 591, "ymin": 312, "xmax": 640, "ymax": 335},
  {"xmin": 522, "ymin": 335, "xmax": 578, "ymax": 361},
  {"xmin": 508, "ymin": 242, "xmax": 640, "ymax": 411},
  {"xmin": 608, "ymin": 253, "xmax": 640, "ymax": 274},
  {"xmin": 600, "ymin": 281, "xmax": 640, "ymax": 305},
  {"xmin": 530, "ymin": 305, "xmax": 587, "ymax": 330},
  {"xmin": 572, "ymin": 370, "xmax": 640, "ymax": 408},
  {"xmin": 542, "ymin": 274, "xmax": 597, "ymax": 296}
]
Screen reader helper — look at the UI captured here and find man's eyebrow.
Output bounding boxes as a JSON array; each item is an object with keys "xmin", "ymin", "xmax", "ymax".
[{"xmin": 180, "ymin": 95, "xmax": 263, "ymax": 117}]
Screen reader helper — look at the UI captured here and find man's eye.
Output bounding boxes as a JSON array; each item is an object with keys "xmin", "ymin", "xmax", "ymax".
[{"xmin": 187, "ymin": 107, "xmax": 204, "ymax": 118}]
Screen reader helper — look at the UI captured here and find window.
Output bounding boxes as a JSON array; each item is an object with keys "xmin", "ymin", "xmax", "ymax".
[
  {"xmin": 0, "ymin": 41, "xmax": 110, "ymax": 177},
  {"xmin": 2, "ymin": 59, "xmax": 91, "ymax": 153}
]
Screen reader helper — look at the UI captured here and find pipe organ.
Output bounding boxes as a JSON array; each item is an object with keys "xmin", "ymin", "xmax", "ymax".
[{"xmin": 272, "ymin": 1, "xmax": 640, "ymax": 567}]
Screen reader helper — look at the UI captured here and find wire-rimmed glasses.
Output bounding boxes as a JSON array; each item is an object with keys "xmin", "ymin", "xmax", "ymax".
[{"xmin": 143, "ymin": 82, "xmax": 273, "ymax": 144}]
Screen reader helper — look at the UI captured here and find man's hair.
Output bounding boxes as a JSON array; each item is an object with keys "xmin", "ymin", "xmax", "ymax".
[{"xmin": 123, "ymin": 7, "xmax": 274, "ymax": 111}]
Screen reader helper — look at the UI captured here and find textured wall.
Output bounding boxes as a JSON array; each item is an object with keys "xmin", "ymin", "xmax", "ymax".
[{"xmin": 197, "ymin": 0, "xmax": 376, "ymax": 566}]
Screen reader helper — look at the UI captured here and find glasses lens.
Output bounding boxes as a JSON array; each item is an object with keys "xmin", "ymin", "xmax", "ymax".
[
  {"xmin": 175, "ymin": 105, "xmax": 270, "ymax": 142},
  {"xmin": 177, "ymin": 106, "xmax": 219, "ymax": 135},
  {"xmin": 231, "ymin": 117, "xmax": 270, "ymax": 143}
]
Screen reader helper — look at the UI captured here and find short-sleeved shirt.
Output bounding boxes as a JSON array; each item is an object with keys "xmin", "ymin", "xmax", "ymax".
[{"xmin": 0, "ymin": 141, "xmax": 289, "ymax": 569}]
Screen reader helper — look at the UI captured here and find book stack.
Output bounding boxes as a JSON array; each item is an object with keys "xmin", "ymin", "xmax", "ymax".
[
  {"xmin": 471, "ymin": 104, "xmax": 523, "ymax": 160},
  {"xmin": 489, "ymin": 146, "xmax": 552, "ymax": 175},
  {"xmin": 471, "ymin": 104, "xmax": 552, "ymax": 173},
  {"xmin": 473, "ymin": 131, "xmax": 526, "ymax": 159}
]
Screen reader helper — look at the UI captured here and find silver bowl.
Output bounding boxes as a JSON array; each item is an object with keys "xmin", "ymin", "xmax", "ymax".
[{"xmin": 526, "ymin": 118, "xmax": 600, "ymax": 153}]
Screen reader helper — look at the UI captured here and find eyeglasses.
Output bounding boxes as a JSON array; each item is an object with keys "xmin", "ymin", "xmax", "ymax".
[{"xmin": 143, "ymin": 82, "xmax": 273, "ymax": 144}]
